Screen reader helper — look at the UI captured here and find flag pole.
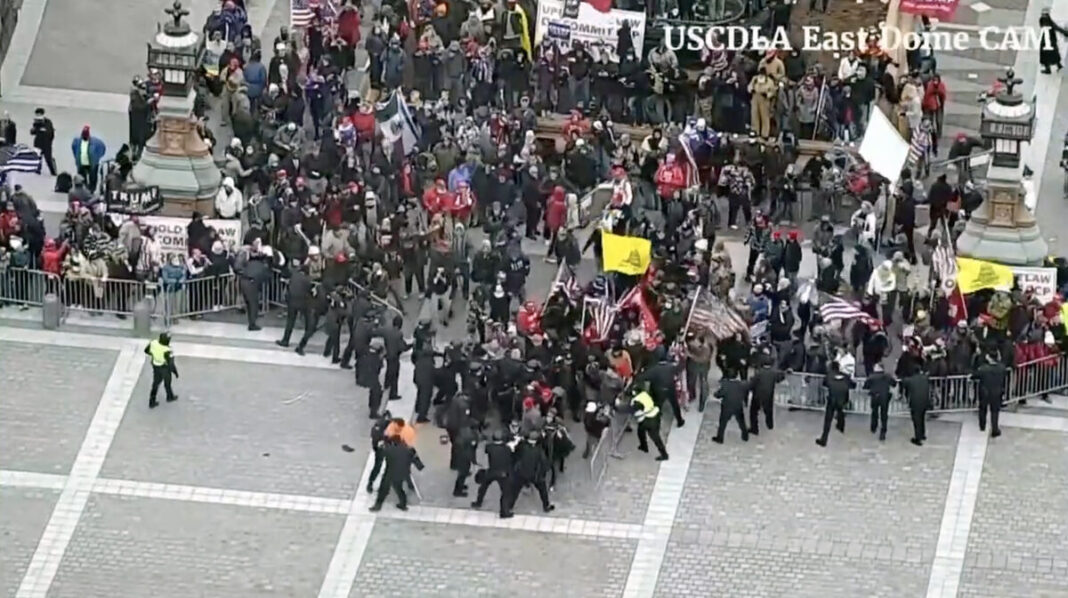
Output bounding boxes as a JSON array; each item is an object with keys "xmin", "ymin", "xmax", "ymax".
[
  {"xmin": 681, "ymin": 287, "xmax": 701, "ymax": 339},
  {"xmin": 541, "ymin": 263, "xmax": 567, "ymax": 319},
  {"xmin": 812, "ymin": 81, "xmax": 826, "ymax": 141}
]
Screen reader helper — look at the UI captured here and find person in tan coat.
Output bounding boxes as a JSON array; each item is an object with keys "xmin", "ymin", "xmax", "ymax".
[
  {"xmin": 749, "ymin": 66, "xmax": 779, "ymax": 138},
  {"xmin": 757, "ymin": 50, "xmax": 785, "ymax": 82}
]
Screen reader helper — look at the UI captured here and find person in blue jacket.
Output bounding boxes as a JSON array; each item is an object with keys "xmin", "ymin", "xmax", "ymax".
[{"xmin": 70, "ymin": 126, "xmax": 106, "ymax": 192}]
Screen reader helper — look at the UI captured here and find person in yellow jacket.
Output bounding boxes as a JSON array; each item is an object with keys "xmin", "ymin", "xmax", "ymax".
[
  {"xmin": 749, "ymin": 66, "xmax": 779, "ymax": 139},
  {"xmin": 629, "ymin": 388, "xmax": 668, "ymax": 461},
  {"xmin": 144, "ymin": 333, "xmax": 178, "ymax": 408}
]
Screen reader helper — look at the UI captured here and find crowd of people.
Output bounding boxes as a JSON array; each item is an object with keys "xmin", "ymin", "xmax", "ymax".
[{"xmin": 4, "ymin": 0, "xmax": 1068, "ymax": 515}]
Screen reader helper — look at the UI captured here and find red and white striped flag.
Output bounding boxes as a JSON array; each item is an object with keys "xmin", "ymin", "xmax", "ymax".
[
  {"xmin": 550, "ymin": 263, "xmax": 583, "ymax": 302},
  {"xmin": 819, "ymin": 295, "xmax": 879, "ymax": 326},
  {"xmin": 687, "ymin": 287, "xmax": 748, "ymax": 340},
  {"xmin": 583, "ymin": 296, "xmax": 617, "ymax": 341}
]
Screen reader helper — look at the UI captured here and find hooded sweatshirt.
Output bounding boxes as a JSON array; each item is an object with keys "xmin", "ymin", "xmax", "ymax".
[{"xmin": 215, "ymin": 177, "xmax": 244, "ymax": 218}]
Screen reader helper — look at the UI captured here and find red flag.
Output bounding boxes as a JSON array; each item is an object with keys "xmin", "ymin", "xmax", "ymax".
[
  {"xmin": 618, "ymin": 287, "xmax": 661, "ymax": 348},
  {"xmin": 585, "ymin": 0, "xmax": 612, "ymax": 12},
  {"xmin": 947, "ymin": 280, "xmax": 968, "ymax": 327},
  {"xmin": 517, "ymin": 302, "xmax": 543, "ymax": 336}
]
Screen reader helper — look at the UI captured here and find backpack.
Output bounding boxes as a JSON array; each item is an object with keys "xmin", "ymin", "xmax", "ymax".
[{"xmin": 54, "ymin": 172, "xmax": 72, "ymax": 193}]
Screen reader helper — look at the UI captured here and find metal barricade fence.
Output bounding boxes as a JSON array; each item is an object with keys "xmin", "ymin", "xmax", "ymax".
[
  {"xmin": 1008, "ymin": 353, "xmax": 1068, "ymax": 404},
  {"xmin": 1, "ymin": 268, "xmax": 309, "ymax": 326},
  {"xmin": 60, "ymin": 274, "xmax": 153, "ymax": 319},
  {"xmin": 587, "ymin": 408, "xmax": 632, "ymax": 487},
  {"xmin": 263, "ymin": 269, "xmax": 289, "ymax": 311},
  {"xmin": 773, "ymin": 356, "xmax": 1068, "ymax": 417},
  {"xmin": 0, "ymin": 268, "xmax": 48, "ymax": 307},
  {"xmin": 160, "ymin": 273, "xmax": 242, "ymax": 325},
  {"xmin": 928, "ymin": 375, "xmax": 979, "ymax": 412}
]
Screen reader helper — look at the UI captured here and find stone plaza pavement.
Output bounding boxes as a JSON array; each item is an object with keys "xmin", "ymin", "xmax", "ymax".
[{"xmin": 1, "ymin": 321, "xmax": 1067, "ymax": 598}]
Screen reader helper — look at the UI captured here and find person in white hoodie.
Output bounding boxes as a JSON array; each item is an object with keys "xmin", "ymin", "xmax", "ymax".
[{"xmin": 215, "ymin": 177, "xmax": 244, "ymax": 219}]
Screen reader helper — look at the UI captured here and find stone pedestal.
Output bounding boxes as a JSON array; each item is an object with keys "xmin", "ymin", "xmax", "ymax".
[
  {"xmin": 131, "ymin": 91, "xmax": 220, "ymax": 217},
  {"xmin": 956, "ymin": 172, "xmax": 1047, "ymax": 266}
]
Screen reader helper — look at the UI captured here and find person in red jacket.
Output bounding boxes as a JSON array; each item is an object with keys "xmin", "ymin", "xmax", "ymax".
[
  {"xmin": 41, "ymin": 238, "xmax": 68, "ymax": 281},
  {"xmin": 336, "ymin": 3, "xmax": 362, "ymax": 53},
  {"xmin": 654, "ymin": 153, "xmax": 687, "ymax": 200},
  {"xmin": 450, "ymin": 180, "xmax": 475, "ymax": 224},
  {"xmin": 922, "ymin": 73, "xmax": 946, "ymax": 153},
  {"xmin": 562, "ymin": 109, "xmax": 589, "ymax": 142},
  {"xmin": 544, "ymin": 185, "xmax": 567, "ymax": 263},
  {"xmin": 350, "ymin": 104, "xmax": 376, "ymax": 143},
  {"xmin": 423, "ymin": 178, "xmax": 453, "ymax": 215}
]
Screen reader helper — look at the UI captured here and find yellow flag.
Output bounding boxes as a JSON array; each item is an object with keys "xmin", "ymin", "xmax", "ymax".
[
  {"xmin": 602, "ymin": 232, "xmax": 652, "ymax": 276},
  {"xmin": 1061, "ymin": 303, "xmax": 1068, "ymax": 334},
  {"xmin": 955, "ymin": 257, "xmax": 1014, "ymax": 295}
]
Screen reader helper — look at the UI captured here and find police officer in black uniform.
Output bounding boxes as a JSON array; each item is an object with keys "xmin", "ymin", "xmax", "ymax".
[
  {"xmin": 450, "ymin": 421, "xmax": 479, "ymax": 497},
  {"xmin": 293, "ymin": 281, "xmax": 325, "ymax": 356},
  {"xmin": 322, "ymin": 286, "xmax": 350, "ymax": 363},
  {"xmin": 30, "ymin": 108, "xmax": 57, "ymax": 176},
  {"xmin": 340, "ymin": 290, "xmax": 375, "ymax": 369},
  {"xmin": 369, "ymin": 435, "xmax": 424, "ymax": 512},
  {"xmin": 375, "ymin": 314, "xmax": 410, "ymax": 401},
  {"xmin": 239, "ymin": 248, "xmax": 271, "ymax": 331},
  {"xmin": 508, "ymin": 430, "xmax": 555, "ymax": 513},
  {"xmin": 365, "ymin": 410, "xmax": 393, "ymax": 493},
  {"xmin": 357, "ymin": 337, "xmax": 386, "ymax": 418},
  {"xmin": 471, "ymin": 430, "xmax": 514, "ymax": 518},
  {"xmin": 973, "ymin": 352, "xmax": 1007, "ymax": 437},
  {"xmin": 277, "ymin": 266, "xmax": 314, "ymax": 349},
  {"xmin": 864, "ymin": 362, "xmax": 896, "ymax": 441},
  {"xmin": 900, "ymin": 369, "xmax": 932, "ymax": 446},
  {"xmin": 712, "ymin": 372, "xmax": 750, "ymax": 443},
  {"xmin": 412, "ymin": 344, "xmax": 437, "ymax": 423},
  {"xmin": 816, "ymin": 361, "xmax": 853, "ymax": 447},
  {"xmin": 748, "ymin": 361, "xmax": 785, "ymax": 435},
  {"xmin": 636, "ymin": 350, "xmax": 686, "ymax": 428}
]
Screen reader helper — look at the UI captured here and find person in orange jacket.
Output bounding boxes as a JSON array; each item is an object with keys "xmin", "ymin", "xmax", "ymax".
[{"xmin": 386, "ymin": 417, "xmax": 416, "ymax": 446}]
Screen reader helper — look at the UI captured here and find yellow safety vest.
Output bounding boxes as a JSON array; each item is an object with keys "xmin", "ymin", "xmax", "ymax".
[
  {"xmin": 148, "ymin": 340, "xmax": 171, "ymax": 367},
  {"xmin": 631, "ymin": 392, "xmax": 659, "ymax": 422},
  {"xmin": 79, "ymin": 140, "xmax": 90, "ymax": 166}
]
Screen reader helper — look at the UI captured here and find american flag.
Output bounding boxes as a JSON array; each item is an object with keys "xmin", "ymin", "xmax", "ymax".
[
  {"xmin": 0, "ymin": 144, "xmax": 43, "ymax": 179},
  {"xmin": 686, "ymin": 287, "xmax": 748, "ymax": 341},
  {"xmin": 907, "ymin": 120, "xmax": 933, "ymax": 170},
  {"xmin": 543, "ymin": 263, "xmax": 583, "ymax": 320},
  {"xmin": 819, "ymin": 294, "xmax": 879, "ymax": 326},
  {"xmin": 670, "ymin": 340, "xmax": 689, "ymax": 409},
  {"xmin": 677, "ymin": 134, "xmax": 701, "ymax": 188},
  {"xmin": 583, "ymin": 296, "xmax": 617, "ymax": 341},
  {"xmin": 931, "ymin": 219, "xmax": 958, "ymax": 293},
  {"xmin": 291, "ymin": 0, "xmax": 339, "ymax": 28}
]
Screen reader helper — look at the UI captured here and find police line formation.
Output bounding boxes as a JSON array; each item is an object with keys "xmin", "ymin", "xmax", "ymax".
[{"xmin": 3, "ymin": 0, "xmax": 1068, "ymax": 516}]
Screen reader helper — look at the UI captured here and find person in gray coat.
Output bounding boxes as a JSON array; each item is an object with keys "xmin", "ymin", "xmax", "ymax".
[{"xmin": 443, "ymin": 41, "xmax": 467, "ymax": 106}]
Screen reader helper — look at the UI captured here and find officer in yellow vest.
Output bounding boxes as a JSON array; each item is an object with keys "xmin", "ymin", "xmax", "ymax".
[
  {"xmin": 630, "ymin": 387, "xmax": 669, "ymax": 461},
  {"xmin": 144, "ymin": 333, "xmax": 179, "ymax": 408}
]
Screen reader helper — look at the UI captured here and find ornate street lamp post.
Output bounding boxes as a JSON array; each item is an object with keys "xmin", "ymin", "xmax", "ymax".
[
  {"xmin": 130, "ymin": 0, "xmax": 221, "ymax": 216},
  {"xmin": 955, "ymin": 69, "xmax": 1047, "ymax": 266}
]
